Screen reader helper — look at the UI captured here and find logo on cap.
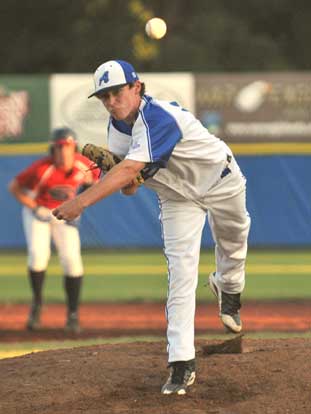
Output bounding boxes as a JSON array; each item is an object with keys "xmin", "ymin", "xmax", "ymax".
[{"xmin": 99, "ymin": 71, "xmax": 109, "ymax": 86}]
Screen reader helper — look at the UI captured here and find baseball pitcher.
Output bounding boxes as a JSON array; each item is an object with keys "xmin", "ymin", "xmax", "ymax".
[{"xmin": 52, "ymin": 61, "xmax": 251, "ymax": 393}]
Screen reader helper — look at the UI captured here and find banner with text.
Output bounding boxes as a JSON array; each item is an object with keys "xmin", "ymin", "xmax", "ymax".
[{"xmin": 195, "ymin": 73, "xmax": 311, "ymax": 142}]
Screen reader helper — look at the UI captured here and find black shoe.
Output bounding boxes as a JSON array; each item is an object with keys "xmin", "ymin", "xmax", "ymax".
[
  {"xmin": 161, "ymin": 359, "xmax": 196, "ymax": 395},
  {"xmin": 26, "ymin": 304, "xmax": 41, "ymax": 330},
  {"xmin": 65, "ymin": 312, "xmax": 81, "ymax": 333},
  {"xmin": 209, "ymin": 272, "xmax": 242, "ymax": 333}
]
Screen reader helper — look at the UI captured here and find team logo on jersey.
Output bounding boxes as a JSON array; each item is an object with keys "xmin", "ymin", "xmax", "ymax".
[
  {"xmin": 99, "ymin": 71, "xmax": 109, "ymax": 86},
  {"xmin": 48, "ymin": 185, "xmax": 75, "ymax": 201},
  {"xmin": 131, "ymin": 141, "xmax": 141, "ymax": 150},
  {"xmin": 131, "ymin": 136, "xmax": 141, "ymax": 151}
]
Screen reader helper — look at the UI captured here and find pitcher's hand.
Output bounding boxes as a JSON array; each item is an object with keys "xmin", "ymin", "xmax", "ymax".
[{"xmin": 52, "ymin": 198, "xmax": 84, "ymax": 221}]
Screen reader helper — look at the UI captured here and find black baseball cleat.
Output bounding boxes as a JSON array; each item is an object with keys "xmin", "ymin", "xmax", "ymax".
[
  {"xmin": 209, "ymin": 272, "xmax": 242, "ymax": 333},
  {"xmin": 161, "ymin": 359, "xmax": 196, "ymax": 395},
  {"xmin": 26, "ymin": 304, "xmax": 41, "ymax": 330},
  {"xmin": 65, "ymin": 312, "xmax": 81, "ymax": 333}
]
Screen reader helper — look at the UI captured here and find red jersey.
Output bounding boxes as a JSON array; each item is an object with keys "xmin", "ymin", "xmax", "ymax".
[{"xmin": 16, "ymin": 153, "xmax": 99, "ymax": 209}]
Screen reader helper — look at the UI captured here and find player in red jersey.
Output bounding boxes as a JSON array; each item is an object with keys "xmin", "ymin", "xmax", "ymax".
[{"xmin": 8, "ymin": 127, "xmax": 99, "ymax": 333}]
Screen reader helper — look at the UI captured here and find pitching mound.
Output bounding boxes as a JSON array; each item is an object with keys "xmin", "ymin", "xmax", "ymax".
[{"xmin": 1, "ymin": 337, "xmax": 311, "ymax": 413}]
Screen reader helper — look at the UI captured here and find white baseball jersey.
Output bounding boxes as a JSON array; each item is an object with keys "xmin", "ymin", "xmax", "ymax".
[
  {"xmin": 108, "ymin": 94, "xmax": 250, "ymax": 363},
  {"xmin": 108, "ymin": 95, "xmax": 233, "ymax": 200}
]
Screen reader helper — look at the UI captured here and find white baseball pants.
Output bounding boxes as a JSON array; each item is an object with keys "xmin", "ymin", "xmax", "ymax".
[
  {"xmin": 22, "ymin": 207, "xmax": 83, "ymax": 276},
  {"xmin": 159, "ymin": 158, "xmax": 251, "ymax": 362}
]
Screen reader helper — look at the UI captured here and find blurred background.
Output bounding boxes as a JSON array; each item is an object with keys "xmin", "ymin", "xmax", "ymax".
[{"xmin": 0, "ymin": 0, "xmax": 311, "ymax": 310}]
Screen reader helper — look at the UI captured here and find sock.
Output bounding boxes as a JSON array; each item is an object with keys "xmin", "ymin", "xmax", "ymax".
[
  {"xmin": 28, "ymin": 269, "xmax": 45, "ymax": 307},
  {"xmin": 64, "ymin": 276, "xmax": 83, "ymax": 314}
]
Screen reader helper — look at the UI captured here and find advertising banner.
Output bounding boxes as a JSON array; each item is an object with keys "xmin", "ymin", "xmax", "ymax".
[
  {"xmin": 0, "ymin": 76, "xmax": 49, "ymax": 143},
  {"xmin": 196, "ymin": 73, "xmax": 311, "ymax": 142},
  {"xmin": 1, "ymin": 72, "xmax": 310, "ymax": 151}
]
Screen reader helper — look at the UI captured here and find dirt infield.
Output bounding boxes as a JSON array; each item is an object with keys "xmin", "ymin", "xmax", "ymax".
[
  {"xmin": 0, "ymin": 301, "xmax": 310, "ymax": 342},
  {"xmin": 1, "ymin": 338, "xmax": 311, "ymax": 413},
  {"xmin": 0, "ymin": 302, "xmax": 311, "ymax": 413}
]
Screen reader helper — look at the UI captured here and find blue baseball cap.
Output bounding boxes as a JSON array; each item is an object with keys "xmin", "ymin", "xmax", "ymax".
[{"xmin": 88, "ymin": 60, "xmax": 139, "ymax": 98}]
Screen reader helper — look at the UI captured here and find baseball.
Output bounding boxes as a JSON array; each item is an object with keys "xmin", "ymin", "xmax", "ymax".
[{"xmin": 145, "ymin": 17, "xmax": 167, "ymax": 40}]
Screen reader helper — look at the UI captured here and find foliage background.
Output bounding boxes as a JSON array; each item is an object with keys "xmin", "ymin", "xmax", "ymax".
[{"xmin": 1, "ymin": 0, "xmax": 310, "ymax": 74}]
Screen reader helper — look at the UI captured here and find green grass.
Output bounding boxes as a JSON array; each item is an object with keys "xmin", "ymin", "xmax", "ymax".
[
  {"xmin": 0, "ymin": 336, "xmax": 164, "ymax": 353},
  {"xmin": 2, "ymin": 331, "xmax": 311, "ymax": 361},
  {"xmin": 0, "ymin": 249, "xmax": 311, "ymax": 303}
]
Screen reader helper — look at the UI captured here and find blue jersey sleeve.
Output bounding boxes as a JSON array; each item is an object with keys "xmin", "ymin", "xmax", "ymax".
[{"xmin": 139, "ymin": 100, "xmax": 182, "ymax": 166}]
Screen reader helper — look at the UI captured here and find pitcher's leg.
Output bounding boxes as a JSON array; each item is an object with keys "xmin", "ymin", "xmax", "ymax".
[
  {"xmin": 208, "ymin": 188, "xmax": 250, "ymax": 294},
  {"xmin": 160, "ymin": 199, "xmax": 206, "ymax": 363},
  {"xmin": 207, "ymin": 186, "xmax": 250, "ymax": 333}
]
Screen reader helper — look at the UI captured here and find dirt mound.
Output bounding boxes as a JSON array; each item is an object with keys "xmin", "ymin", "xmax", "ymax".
[{"xmin": 1, "ymin": 338, "xmax": 311, "ymax": 414}]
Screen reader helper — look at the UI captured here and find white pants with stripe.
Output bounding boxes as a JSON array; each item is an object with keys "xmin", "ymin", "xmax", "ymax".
[
  {"xmin": 22, "ymin": 207, "xmax": 83, "ymax": 276},
  {"xmin": 159, "ymin": 158, "xmax": 251, "ymax": 362}
]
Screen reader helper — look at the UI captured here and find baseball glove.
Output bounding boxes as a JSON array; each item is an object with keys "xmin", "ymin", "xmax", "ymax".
[{"xmin": 82, "ymin": 144, "xmax": 144, "ymax": 185}]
